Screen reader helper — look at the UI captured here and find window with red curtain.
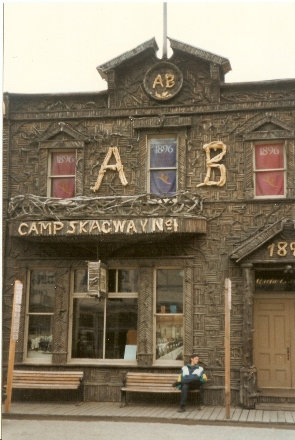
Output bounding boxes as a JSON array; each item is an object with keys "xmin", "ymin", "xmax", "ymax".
[
  {"xmin": 254, "ymin": 143, "xmax": 285, "ymax": 197},
  {"xmin": 50, "ymin": 152, "xmax": 76, "ymax": 198}
]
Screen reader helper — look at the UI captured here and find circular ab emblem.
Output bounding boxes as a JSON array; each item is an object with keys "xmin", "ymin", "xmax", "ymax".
[{"xmin": 143, "ymin": 62, "xmax": 183, "ymax": 101}]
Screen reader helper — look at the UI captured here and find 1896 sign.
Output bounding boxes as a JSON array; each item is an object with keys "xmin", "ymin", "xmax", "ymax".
[{"xmin": 143, "ymin": 61, "xmax": 183, "ymax": 101}]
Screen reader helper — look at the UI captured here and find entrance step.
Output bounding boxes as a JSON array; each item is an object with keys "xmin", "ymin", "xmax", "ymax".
[
  {"xmin": 256, "ymin": 402, "xmax": 295, "ymax": 411},
  {"xmin": 258, "ymin": 388, "xmax": 295, "ymax": 398}
]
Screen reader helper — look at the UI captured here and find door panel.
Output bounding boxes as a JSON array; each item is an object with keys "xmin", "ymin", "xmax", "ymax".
[{"xmin": 254, "ymin": 298, "xmax": 293, "ymax": 388}]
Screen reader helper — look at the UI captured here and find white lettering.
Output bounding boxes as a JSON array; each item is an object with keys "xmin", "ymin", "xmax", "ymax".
[
  {"xmin": 53, "ymin": 222, "xmax": 64, "ymax": 235},
  {"xmin": 101, "ymin": 221, "xmax": 112, "ymax": 233},
  {"xmin": 89, "ymin": 220, "xmax": 101, "ymax": 233},
  {"xmin": 113, "ymin": 220, "xmax": 126, "ymax": 233},
  {"xmin": 140, "ymin": 219, "xmax": 148, "ymax": 232},
  {"xmin": 127, "ymin": 220, "xmax": 137, "ymax": 233},
  {"xmin": 79, "ymin": 221, "xmax": 89, "ymax": 233},
  {"xmin": 18, "ymin": 222, "xmax": 29, "ymax": 236},
  {"xmin": 68, "ymin": 221, "xmax": 78, "ymax": 234}
]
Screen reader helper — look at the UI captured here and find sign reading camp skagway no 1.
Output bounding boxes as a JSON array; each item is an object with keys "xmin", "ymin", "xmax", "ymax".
[{"xmin": 13, "ymin": 217, "xmax": 206, "ymax": 237}]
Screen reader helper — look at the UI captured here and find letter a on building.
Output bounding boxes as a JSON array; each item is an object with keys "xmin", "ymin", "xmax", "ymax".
[{"xmin": 91, "ymin": 146, "xmax": 128, "ymax": 192}]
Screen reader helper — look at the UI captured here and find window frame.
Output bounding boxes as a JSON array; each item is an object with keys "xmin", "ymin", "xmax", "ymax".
[
  {"xmin": 69, "ymin": 266, "xmax": 139, "ymax": 365},
  {"xmin": 153, "ymin": 266, "xmax": 184, "ymax": 367},
  {"xmin": 47, "ymin": 149, "xmax": 77, "ymax": 198},
  {"xmin": 147, "ymin": 133, "xmax": 179, "ymax": 196},
  {"xmin": 24, "ymin": 269, "xmax": 56, "ymax": 364},
  {"xmin": 253, "ymin": 140, "xmax": 286, "ymax": 199}
]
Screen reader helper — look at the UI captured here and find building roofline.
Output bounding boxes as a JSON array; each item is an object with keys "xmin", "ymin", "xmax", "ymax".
[
  {"xmin": 96, "ymin": 38, "xmax": 159, "ymax": 79},
  {"xmin": 168, "ymin": 37, "xmax": 231, "ymax": 74},
  {"xmin": 221, "ymin": 78, "xmax": 295, "ymax": 88}
]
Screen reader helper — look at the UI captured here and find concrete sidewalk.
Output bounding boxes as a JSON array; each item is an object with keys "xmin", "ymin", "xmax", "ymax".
[{"xmin": 2, "ymin": 401, "xmax": 295, "ymax": 429}]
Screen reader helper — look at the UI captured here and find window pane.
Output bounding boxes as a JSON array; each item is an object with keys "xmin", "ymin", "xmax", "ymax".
[
  {"xmin": 156, "ymin": 315, "xmax": 183, "ymax": 360},
  {"xmin": 27, "ymin": 315, "xmax": 53, "ymax": 360},
  {"xmin": 156, "ymin": 269, "xmax": 183, "ymax": 313},
  {"xmin": 105, "ymin": 298, "xmax": 137, "ymax": 359},
  {"xmin": 150, "ymin": 138, "xmax": 177, "ymax": 168},
  {"xmin": 74, "ymin": 269, "xmax": 88, "ymax": 293},
  {"xmin": 150, "ymin": 170, "xmax": 176, "ymax": 196},
  {"xmin": 51, "ymin": 177, "xmax": 75, "ymax": 198},
  {"xmin": 108, "ymin": 270, "xmax": 116, "ymax": 292},
  {"xmin": 118, "ymin": 270, "xmax": 138, "ymax": 292},
  {"xmin": 255, "ymin": 144, "xmax": 284, "ymax": 170},
  {"xmin": 255, "ymin": 171, "xmax": 284, "ymax": 196},
  {"xmin": 51, "ymin": 152, "xmax": 76, "ymax": 175},
  {"xmin": 71, "ymin": 298, "xmax": 104, "ymax": 358},
  {"xmin": 29, "ymin": 271, "xmax": 55, "ymax": 313}
]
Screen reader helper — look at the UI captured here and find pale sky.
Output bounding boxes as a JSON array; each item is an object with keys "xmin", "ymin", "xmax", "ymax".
[{"xmin": 3, "ymin": 1, "xmax": 295, "ymax": 94}]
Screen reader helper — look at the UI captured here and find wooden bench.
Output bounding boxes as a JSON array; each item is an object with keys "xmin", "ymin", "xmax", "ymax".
[
  {"xmin": 120, "ymin": 372, "xmax": 200, "ymax": 406},
  {"xmin": 6, "ymin": 370, "xmax": 84, "ymax": 401}
]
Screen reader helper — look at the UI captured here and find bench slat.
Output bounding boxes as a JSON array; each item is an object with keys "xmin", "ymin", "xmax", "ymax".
[
  {"xmin": 121, "ymin": 372, "xmax": 200, "ymax": 406},
  {"xmin": 6, "ymin": 370, "xmax": 84, "ymax": 391}
]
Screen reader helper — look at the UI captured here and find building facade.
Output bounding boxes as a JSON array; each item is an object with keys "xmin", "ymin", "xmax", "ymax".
[{"xmin": 3, "ymin": 38, "xmax": 295, "ymax": 407}]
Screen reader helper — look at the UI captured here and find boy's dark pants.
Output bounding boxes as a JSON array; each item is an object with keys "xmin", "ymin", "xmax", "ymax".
[{"xmin": 180, "ymin": 378, "xmax": 203, "ymax": 408}]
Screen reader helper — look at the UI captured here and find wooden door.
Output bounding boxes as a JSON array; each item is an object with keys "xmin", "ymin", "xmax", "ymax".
[{"xmin": 254, "ymin": 298, "xmax": 295, "ymax": 389}]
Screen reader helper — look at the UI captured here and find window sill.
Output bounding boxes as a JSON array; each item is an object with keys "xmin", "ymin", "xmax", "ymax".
[{"xmin": 68, "ymin": 359, "xmax": 138, "ymax": 367}]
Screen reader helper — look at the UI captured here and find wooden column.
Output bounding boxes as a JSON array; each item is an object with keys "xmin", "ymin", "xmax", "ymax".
[
  {"xmin": 137, "ymin": 266, "xmax": 154, "ymax": 366},
  {"xmin": 5, "ymin": 280, "xmax": 23, "ymax": 413},
  {"xmin": 224, "ymin": 278, "xmax": 231, "ymax": 419},
  {"xmin": 241, "ymin": 263, "xmax": 254, "ymax": 366}
]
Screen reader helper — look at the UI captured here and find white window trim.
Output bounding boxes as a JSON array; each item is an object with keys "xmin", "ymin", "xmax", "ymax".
[
  {"xmin": 253, "ymin": 140, "xmax": 287, "ymax": 199},
  {"xmin": 152, "ymin": 266, "xmax": 184, "ymax": 367},
  {"xmin": 47, "ymin": 149, "xmax": 77, "ymax": 198},
  {"xmin": 68, "ymin": 267, "xmax": 139, "ymax": 365},
  {"xmin": 23, "ymin": 269, "xmax": 54, "ymax": 364}
]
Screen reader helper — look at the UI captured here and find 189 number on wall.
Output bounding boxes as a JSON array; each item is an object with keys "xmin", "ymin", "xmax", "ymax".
[{"xmin": 267, "ymin": 241, "xmax": 295, "ymax": 257}]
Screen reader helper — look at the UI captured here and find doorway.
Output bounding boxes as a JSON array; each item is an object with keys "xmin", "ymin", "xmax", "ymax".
[{"xmin": 254, "ymin": 296, "xmax": 295, "ymax": 389}]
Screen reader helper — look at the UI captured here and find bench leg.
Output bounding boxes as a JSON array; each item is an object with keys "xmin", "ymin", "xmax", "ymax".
[{"xmin": 120, "ymin": 390, "xmax": 127, "ymax": 407}]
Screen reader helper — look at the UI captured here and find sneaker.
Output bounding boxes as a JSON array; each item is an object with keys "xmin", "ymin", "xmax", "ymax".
[{"xmin": 177, "ymin": 407, "xmax": 186, "ymax": 412}]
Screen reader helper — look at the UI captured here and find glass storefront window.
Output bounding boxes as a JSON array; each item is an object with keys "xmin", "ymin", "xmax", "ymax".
[
  {"xmin": 71, "ymin": 268, "xmax": 138, "ymax": 360},
  {"xmin": 26, "ymin": 270, "xmax": 55, "ymax": 361},
  {"xmin": 74, "ymin": 269, "xmax": 88, "ymax": 293},
  {"xmin": 71, "ymin": 298, "xmax": 104, "ymax": 358},
  {"xmin": 156, "ymin": 269, "xmax": 183, "ymax": 313},
  {"xmin": 105, "ymin": 298, "xmax": 137, "ymax": 359},
  {"xmin": 156, "ymin": 315, "xmax": 183, "ymax": 361},
  {"xmin": 155, "ymin": 269, "xmax": 184, "ymax": 361},
  {"xmin": 108, "ymin": 269, "xmax": 138, "ymax": 293}
]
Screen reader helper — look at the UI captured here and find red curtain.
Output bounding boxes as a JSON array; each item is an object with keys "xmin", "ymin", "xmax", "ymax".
[
  {"xmin": 255, "ymin": 144, "xmax": 284, "ymax": 196},
  {"xmin": 51, "ymin": 152, "xmax": 76, "ymax": 198}
]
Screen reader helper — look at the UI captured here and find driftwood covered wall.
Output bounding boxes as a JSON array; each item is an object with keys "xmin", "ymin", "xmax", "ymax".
[{"xmin": 3, "ymin": 39, "xmax": 295, "ymax": 406}]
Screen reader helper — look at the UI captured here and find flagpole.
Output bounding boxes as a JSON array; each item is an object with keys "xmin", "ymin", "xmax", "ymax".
[{"xmin": 163, "ymin": 2, "xmax": 167, "ymax": 59}]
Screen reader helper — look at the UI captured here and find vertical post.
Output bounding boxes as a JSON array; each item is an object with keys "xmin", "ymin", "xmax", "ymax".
[
  {"xmin": 162, "ymin": 2, "xmax": 167, "ymax": 59},
  {"xmin": 224, "ymin": 278, "xmax": 231, "ymax": 419},
  {"xmin": 4, "ymin": 280, "xmax": 23, "ymax": 413}
]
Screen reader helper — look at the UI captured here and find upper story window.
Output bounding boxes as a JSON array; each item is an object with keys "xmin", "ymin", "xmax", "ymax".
[
  {"xmin": 254, "ymin": 143, "xmax": 286, "ymax": 198},
  {"xmin": 48, "ymin": 151, "xmax": 76, "ymax": 198},
  {"xmin": 148, "ymin": 136, "xmax": 177, "ymax": 196}
]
